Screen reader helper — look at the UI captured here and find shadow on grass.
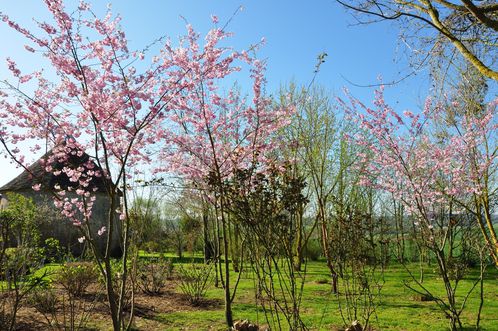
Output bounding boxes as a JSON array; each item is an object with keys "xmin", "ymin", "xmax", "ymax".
[{"xmin": 139, "ymin": 255, "xmax": 207, "ymax": 264}]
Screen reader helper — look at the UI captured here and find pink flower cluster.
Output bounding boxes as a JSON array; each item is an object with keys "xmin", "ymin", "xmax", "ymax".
[
  {"xmin": 341, "ymin": 87, "xmax": 498, "ymax": 228},
  {"xmin": 0, "ymin": 1, "xmax": 294, "ymax": 241}
]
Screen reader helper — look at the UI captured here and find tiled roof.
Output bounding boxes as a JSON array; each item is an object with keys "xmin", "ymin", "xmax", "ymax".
[{"xmin": 0, "ymin": 148, "xmax": 109, "ymax": 193}]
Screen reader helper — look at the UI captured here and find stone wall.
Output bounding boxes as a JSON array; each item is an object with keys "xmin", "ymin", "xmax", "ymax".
[{"xmin": 0, "ymin": 190, "xmax": 122, "ymax": 258}]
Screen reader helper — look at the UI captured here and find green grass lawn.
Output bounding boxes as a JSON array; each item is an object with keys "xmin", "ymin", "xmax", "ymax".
[
  {"xmin": 153, "ymin": 259, "xmax": 498, "ymax": 331},
  {"xmin": 5, "ymin": 256, "xmax": 496, "ymax": 330}
]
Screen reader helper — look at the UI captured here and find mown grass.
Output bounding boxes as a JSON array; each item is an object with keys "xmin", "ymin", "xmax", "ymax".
[
  {"xmin": 3, "ymin": 255, "xmax": 496, "ymax": 330},
  {"xmin": 138, "ymin": 250, "xmax": 205, "ymax": 264},
  {"xmin": 154, "ymin": 259, "xmax": 498, "ymax": 330}
]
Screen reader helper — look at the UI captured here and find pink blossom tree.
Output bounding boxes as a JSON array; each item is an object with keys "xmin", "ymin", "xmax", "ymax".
[
  {"xmin": 158, "ymin": 31, "xmax": 293, "ymax": 326},
  {"xmin": 339, "ymin": 87, "xmax": 498, "ymax": 329},
  {"xmin": 0, "ymin": 1, "xmax": 284, "ymax": 329},
  {"xmin": 340, "ymin": 88, "xmax": 498, "ymax": 266}
]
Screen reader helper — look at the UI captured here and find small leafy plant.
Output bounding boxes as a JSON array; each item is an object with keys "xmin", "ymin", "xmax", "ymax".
[
  {"xmin": 56, "ymin": 262, "xmax": 97, "ymax": 298},
  {"xmin": 137, "ymin": 258, "xmax": 173, "ymax": 295},
  {"xmin": 176, "ymin": 262, "xmax": 212, "ymax": 305},
  {"xmin": 28, "ymin": 288, "xmax": 58, "ymax": 315}
]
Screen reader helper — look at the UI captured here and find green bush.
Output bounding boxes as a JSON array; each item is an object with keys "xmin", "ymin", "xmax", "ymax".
[
  {"xmin": 303, "ymin": 239, "xmax": 322, "ymax": 261},
  {"xmin": 2, "ymin": 247, "xmax": 44, "ymax": 281},
  {"xmin": 142, "ymin": 241, "xmax": 162, "ymax": 253},
  {"xmin": 5, "ymin": 247, "xmax": 43, "ymax": 264},
  {"xmin": 445, "ymin": 257, "xmax": 470, "ymax": 281},
  {"xmin": 176, "ymin": 262, "xmax": 212, "ymax": 305},
  {"xmin": 137, "ymin": 258, "xmax": 173, "ymax": 295},
  {"xmin": 0, "ymin": 309, "xmax": 12, "ymax": 331},
  {"xmin": 28, "ymin": 288, "xmax": 58, "ymax": 314},
  {"xmin": 43, "ymin": 237, "xmax": 65, "ymax": 263},
  {"xmin": 56, "ymin": 262, "xmax": 97, "ymax": 297}
]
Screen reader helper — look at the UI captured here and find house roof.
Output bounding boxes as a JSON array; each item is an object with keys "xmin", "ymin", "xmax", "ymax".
[{"xmin": 0, "ymin": 148, "xmax": 109, "ymax": 193}]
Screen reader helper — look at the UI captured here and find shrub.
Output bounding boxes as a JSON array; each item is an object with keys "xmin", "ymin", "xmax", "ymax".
[
  {"xmin": 2, "ymin": 247, "xmax": 44, "ymax": 283},
  {"xmin": 28, "ymin": 284, "xmax": 98, "ymax": 330},
  {"xmin": 56, "ymin": 262, "xmax": 97, "ymax": 297},
  {"xmin": 0, "ymin": 312, "xmax": 11, "ymax": 331},
  {"xmin": 137, "ymin": 258, "xmax": 173, "ymax": 295},
  {"xmin": 112, "ymin": 272, "xmax": 133, "ymax": 311},
  {"xmin": 176, "ymin": 262, "xmax": 212, "ymax": 305},
  {"xmin": 28, "ymin": 288, "xmax": 58, "ymax": 315},
  {"xmin": 43, "ymin": 237, "xmax": 65, "ymax": 263},
  {"xmin": 0, "ymin": 247, "xmax": 48, "ymax": 330},
  {"xmin": 445, "ymin": 257, "xmax": 469, "ymax": 281},
  {"xmin": 303, "ymin": 239, "xmax": 322, "ymax": 261},
  {"xmin": 142, "ymin": 241, "xmax": 162, "ymax": 253},
  {"xmin": 98, "ymin": 260, "xmax": 133, "ymax": 311}
]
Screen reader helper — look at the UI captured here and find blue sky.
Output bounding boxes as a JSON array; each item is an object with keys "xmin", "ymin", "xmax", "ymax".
[{"xmin": 0, "ymin": 0, "xmax": 432, "ymax": 186}]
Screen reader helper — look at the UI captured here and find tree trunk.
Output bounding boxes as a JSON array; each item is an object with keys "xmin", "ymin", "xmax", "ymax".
[
  {"xmin": 230, "ymin": 222, "xmax": 240, "ymax": 273},
  {"xmin": 318, "ymin": 205, "xmax": 339, "ymax": 293},
  {"xmin": 293, "ymin": 205, "xmax": 304, "ymax": 271},
  {"xmin": 222, "ymin": 216, "xmax": 233, "ymax": 328},
  {"xmin": 177, "ymin": 243, "xmax": 183, "ymax": 259},
  {"xmin": 202, "ymin": 207, "xmax": 213, "ymax": 262}
]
